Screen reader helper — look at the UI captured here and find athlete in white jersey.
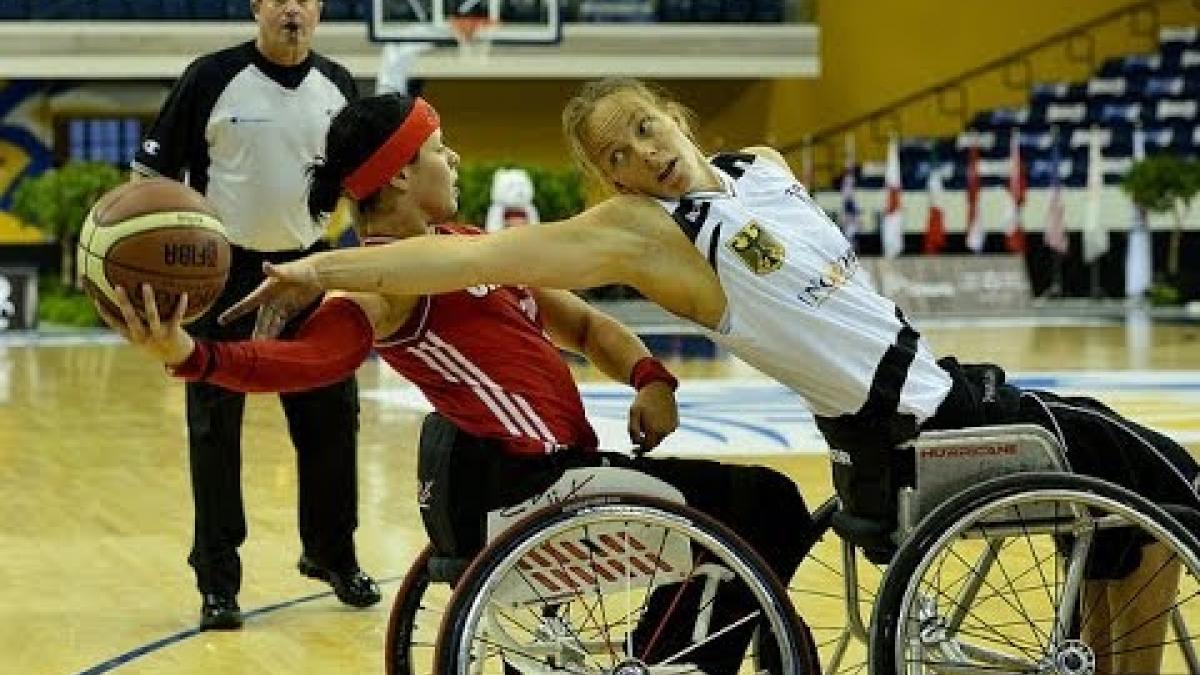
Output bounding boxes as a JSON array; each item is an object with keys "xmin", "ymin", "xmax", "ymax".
[
  {"xmin": 653, "ymin": 150, "xmax": 951, "ymax": 423},
  {"xmin": 230, "ymin": 78, "xmax": 1199, "ymax": 674}
]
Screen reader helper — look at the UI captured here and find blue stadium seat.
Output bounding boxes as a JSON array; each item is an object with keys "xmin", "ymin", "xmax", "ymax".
[
  {"xmin": 0, "ymin": 0, "xmax": 30, "ymax": 19},
  {"xmin": 751, "ymin": 0, "xmax": 784, "ymax": 22},
  {"xmin": 323, "ymin": 0, "xmax": 354, "ymax": 20},
  {"xmin": 93, "ymin": 0, "xmax": 137, "ymax": 19},
  {"xmin": 29, "ymin": 0, "xmax": 77, "ymax": 19},
  {"xmin": 1094, "ymin": 101, "xmax": 1146, "ymax": 125},
  {"xmin": 159, "ymin": 0, "xmax": 190, "ymax": 18},
  {"xmin": 1027, "ymin": 157, "xmax": 1069, "ymax": 188},
  {"xmin": 691, "ymin": 0, "xmax": 723, "ymax": 22},
  {"xmin": 657, "ymin": 0, "xmax": 692, "ymax": 22},
  {"xmin": 223, "ymin": 0, "xmax": 252, "ymax": 20},
  {"xmin": 190, "ymin": 0, "xmax": 226, "ymax": 19}
]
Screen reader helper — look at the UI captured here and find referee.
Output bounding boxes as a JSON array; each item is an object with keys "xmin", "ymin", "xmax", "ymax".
[{"xmin": 131, "ymin": 0, "xmax": 378, "ymax": 630}]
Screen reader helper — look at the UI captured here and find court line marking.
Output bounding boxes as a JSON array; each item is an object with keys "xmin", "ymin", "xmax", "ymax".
[{"xmin": 74, "ymin": 574, "xmax": 403, "ymax": 675}]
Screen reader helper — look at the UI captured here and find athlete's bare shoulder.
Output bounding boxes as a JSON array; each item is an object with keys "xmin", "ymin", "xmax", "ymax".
[{"xmin": 576, "ymin": 193, "xmax": 679, "ymax": 239}]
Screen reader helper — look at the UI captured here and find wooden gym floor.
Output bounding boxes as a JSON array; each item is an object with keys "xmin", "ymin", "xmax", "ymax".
[{"xmin": 2, "ymin": 317, "xmax": 1199, "ymax": 674}]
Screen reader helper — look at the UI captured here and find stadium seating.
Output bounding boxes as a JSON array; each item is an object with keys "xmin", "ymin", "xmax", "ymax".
[
  {"xmin": 850, "ymin": 25, "xmax": 1200, "ymax": 192},
  {"xmin": 0, "ymin": 0, "xmax": 787, "ymax": 23}
]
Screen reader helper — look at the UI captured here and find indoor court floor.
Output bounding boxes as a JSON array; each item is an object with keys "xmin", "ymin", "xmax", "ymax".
[{"xmin": 3, "ymin": 316, "xmax": 1199, "ymax": 674}]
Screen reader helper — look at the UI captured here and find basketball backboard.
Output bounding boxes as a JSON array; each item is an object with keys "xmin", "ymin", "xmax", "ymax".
[{"xmin": 369, "ymin": 0, "xmax": 561, "ymax": 45}]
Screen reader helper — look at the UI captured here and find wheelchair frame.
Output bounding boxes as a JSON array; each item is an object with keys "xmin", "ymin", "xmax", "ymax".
[{"xmin": 388, "ymin": 423, "xmax": 1200, "ymax": 675}]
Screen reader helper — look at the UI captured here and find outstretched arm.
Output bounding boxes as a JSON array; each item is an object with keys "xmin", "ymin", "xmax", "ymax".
[
  {"xmin": 219, "ymin": 196, "xmax": 665, "ymax": 326},
  {"xmin": 536, "ymin": 288, "xmax": 679, "ymax": 451},
  {"xmin": 101, "ymin": 285, "xmax": 386, "ymax": 393}
]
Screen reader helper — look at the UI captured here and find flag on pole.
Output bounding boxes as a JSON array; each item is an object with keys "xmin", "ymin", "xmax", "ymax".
[
  {"xmin": 801, "ymin": 136, "xmax": 815, "ymax": 190},
  {"xmin": 1043, "ymin": 137, "xmax": 1069, "ymax": 254},
  {"xmin": 965, "ymin": 145, "xmax": 985, "ymax": 253},
  {"xmin": 1002, "ymin": 132, "xmax": 1028, "ymax": 253},
  {"xmin": 923, "ymin": 151, "xmax": 947, "ymax": 254},
  {"xmin": 1126, "ymin": 127, "xmax": 1152, "ymax": 297},
  {"xmin": 840, "ymin": 134, "xmax": 861, "ymax": 243},
  {"xmin": 881, "ymin": 136, "xmax": 905, "ymax": 258},
  {"xmin": 1082, "ymin": 126, "xmax": 1110, "ymax": 264}
]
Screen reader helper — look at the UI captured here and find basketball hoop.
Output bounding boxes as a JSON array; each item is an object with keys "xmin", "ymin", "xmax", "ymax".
[{"xmin": 448, "ymin": 15, "xmax": 497, "ymax": 61}]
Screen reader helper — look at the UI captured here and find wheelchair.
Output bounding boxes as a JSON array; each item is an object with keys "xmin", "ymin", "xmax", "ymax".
[
  {"xmin": 791, "ymin": 424, "xmax": 1200, "ymax": 674},
  {"xmin": 388, "ymin": 416, "xmax": 1200, "ymax": 674},
  {"xmin": 386, "ymin": 413, "xmax": 817, "ymax": 674}
]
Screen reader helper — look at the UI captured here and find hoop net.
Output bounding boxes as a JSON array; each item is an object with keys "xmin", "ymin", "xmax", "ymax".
[{"xmin": 448, "ymin": 16, "xmax": 498, "ymax": 61}]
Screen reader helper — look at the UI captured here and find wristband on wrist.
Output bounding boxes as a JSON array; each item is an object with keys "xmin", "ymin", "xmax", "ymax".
[{"xmin": 630, "ymin": 356, "xmax": 678, "ymax": 391}]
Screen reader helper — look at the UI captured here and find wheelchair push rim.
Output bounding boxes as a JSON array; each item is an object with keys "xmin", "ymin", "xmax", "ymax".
[
  {"xmin": 433, "ymin": 493, "xmax": 817, "ymax": 674},
  {"xmin": 873, "ymin": 472, "xmax": 1200, "ymax": 675}
]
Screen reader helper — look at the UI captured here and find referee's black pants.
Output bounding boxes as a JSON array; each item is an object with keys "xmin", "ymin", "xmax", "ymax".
[{"xmin": 185, "ymin": 242, "xmax": 361, "ymax": 597}]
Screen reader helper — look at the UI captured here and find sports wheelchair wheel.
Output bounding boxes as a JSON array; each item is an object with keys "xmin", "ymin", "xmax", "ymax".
[
  {"xmin": 385, "ymin": 545, "xmax": 457, "ymax": 675},
  {"xmin": 871, "ymin": 472, "xmax": 1200, "ymax": 674},
  {"xmin": 433, "ymin": 493, "xmax": 818, "ymax": 674}
]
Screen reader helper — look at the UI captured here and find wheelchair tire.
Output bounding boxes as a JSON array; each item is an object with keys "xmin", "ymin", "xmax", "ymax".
[
  {"xmin": 870, "ymin": 471, "xmax": 1200, "ymax": 675},
  {"xmin": 433, "ymin": 493, "xmax": 819, "ymax": 674},
  {"xmin": 385, "ymin": 545, "xmax": 445, "ymax": 675}
]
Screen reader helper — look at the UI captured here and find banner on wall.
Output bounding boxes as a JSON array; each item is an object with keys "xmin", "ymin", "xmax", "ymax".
[
  {"xmin": 0, "ymin": 266, "xmax": 37, "ymax": 331},
  {"xmin": 862, "ymin": 254, "xmax": 1031, "ymax": 315}
]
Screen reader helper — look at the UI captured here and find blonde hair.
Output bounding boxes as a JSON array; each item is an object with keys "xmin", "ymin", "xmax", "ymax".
[{"xmin": 562, "ymin": 78, "xmax": 697, "ymax": 193}]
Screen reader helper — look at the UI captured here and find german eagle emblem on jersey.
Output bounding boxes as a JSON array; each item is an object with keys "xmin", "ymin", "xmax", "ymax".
[{"xmin": 727, "ymin": 221, "xmax": 785, "ymax": 275}]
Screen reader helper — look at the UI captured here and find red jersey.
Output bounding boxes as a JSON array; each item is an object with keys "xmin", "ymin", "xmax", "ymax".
[
  {"xmin": 175, "ymin": 226, "xmax": 599, "ymax": 456},
  {"xmin": 367, "ymin": 228, "xmax": 599, "ymax": 455}
]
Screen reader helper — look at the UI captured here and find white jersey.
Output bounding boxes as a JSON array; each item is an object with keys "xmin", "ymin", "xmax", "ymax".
[
  {"xmin": 656, "ymin": 153, "xmax": 952, "ymax": 422},
  {"xmin": 133, "ymin": 42, "xmax": 357, "ymax": 252}
]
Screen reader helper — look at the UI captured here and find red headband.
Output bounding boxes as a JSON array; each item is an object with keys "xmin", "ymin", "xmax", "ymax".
[{"xmin": 343, "ymin": 97, "xmax": 441, "ymax": 200}]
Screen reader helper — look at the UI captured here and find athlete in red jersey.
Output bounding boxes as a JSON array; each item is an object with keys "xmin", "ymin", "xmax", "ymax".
[
  {"xmin": 103, "ymin": 93, "xmax": 816, "ymax": 674},
  {"xmin": 369, "ymin": 227, "xmax": 599, "ymax": 456}
]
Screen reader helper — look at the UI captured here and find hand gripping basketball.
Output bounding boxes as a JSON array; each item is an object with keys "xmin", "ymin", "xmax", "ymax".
[{"xmin": 96, "ymin": 283, "xmax": 196, "ymax": 367}]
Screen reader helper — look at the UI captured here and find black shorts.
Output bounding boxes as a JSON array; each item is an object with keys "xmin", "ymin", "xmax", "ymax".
[{"xmin": 415, "ymin": 413, "xmax": 815, "ymax": 580}]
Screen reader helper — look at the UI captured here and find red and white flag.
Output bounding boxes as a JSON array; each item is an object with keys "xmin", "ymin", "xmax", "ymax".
[
  {"xmin": 923, "ymin": 159, "xmax": 947, "ymax": 254},
  {"xmin": 1042, "ymin": 140, "xmax": 1069, "ymax": 255},
  {"xmin": 881, "ymin": 136, "xmax": 905, "ymax": 258},
  {"xmin": 1002, "ymin": 133, "xmax": 1028, "ymax": 253},
  {"xmin": 964, "ymin": 145, "xmax": 985, "ymax": 253}
]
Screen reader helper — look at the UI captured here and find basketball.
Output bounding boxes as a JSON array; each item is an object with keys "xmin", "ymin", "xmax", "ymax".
[{"xmin": 77, "ymin": 178, "xmax": 231, "ymax": 325}]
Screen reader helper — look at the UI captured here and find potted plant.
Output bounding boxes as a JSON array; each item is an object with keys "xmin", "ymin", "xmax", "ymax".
[
  {"xmin": 1121, "ymin": 154, "xmax": 1200, "ymax": 303},
  {"xmin": 11, "ymin": 160, "xmax": 124, "ymax": 289}
]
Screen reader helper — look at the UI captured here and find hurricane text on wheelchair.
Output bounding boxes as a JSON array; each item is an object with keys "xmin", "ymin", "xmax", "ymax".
[{"xmin": 920, "ymin": 443, "xmax": 1019, "ymax": 459}]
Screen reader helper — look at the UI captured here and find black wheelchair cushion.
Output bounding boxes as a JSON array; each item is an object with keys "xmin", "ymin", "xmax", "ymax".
[{"xmin": 831, "ymin": 510, "xmax": 898, "ymax": 565}]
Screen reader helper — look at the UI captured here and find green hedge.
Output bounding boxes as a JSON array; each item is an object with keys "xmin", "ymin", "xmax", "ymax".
[{"xmin": 38, "ymin": 275, "xmax": 101, "ymax": 328}]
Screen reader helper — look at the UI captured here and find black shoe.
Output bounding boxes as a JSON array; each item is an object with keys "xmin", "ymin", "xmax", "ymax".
[
  {"xmin": 297, "ymin": 555, "xmax": 381, "ymax": 608},
  {"xmin": 199, "ymin": 593, "xmax": 243, "ymax": 631}
]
